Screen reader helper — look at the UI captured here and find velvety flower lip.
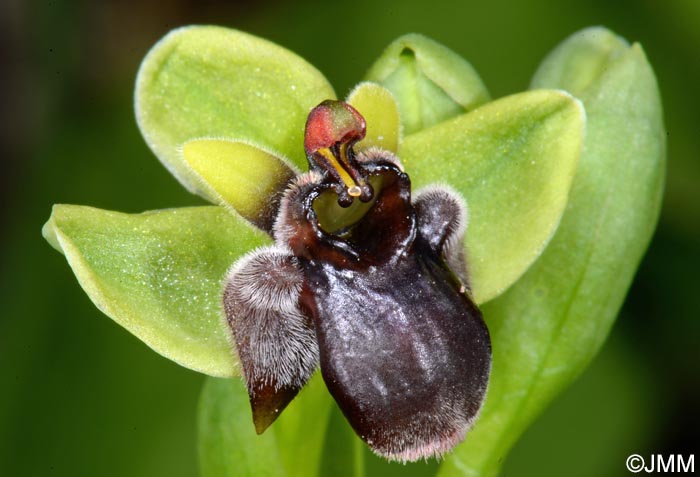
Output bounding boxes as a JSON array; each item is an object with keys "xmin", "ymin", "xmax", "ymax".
[
  {"xmin": 221, "ymin": 99, "xmax": 491, "ymax": 461},
  {"xmin": 42, "ymin": 25, "xmax": 664, "ymax": 475}
]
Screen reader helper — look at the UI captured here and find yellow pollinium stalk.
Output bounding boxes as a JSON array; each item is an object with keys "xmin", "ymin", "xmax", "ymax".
[{"xmin": 316, "ymin": 145, "xmax": 363, "ymax": 197}]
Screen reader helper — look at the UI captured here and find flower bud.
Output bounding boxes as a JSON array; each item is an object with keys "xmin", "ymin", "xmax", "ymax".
[
  {"xmin": 365, "ymin": 34, "xmax": 490, "ymax": 134},
  {"xmin": 530, "ymin": 26, "xmax": 630, "ymax": 96}
]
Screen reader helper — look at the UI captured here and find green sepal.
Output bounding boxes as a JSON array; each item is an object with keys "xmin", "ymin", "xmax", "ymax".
[
  {"xmin": 42, "ymin": 204, "xmax": 271, "ymax": 377},
  {"xmin": 402, "ymin": 89, "xmax": 585, "ymax": 304},
  {"xmin": 135, "ymin": 25, "xmax": 335, "ymax": 201}
]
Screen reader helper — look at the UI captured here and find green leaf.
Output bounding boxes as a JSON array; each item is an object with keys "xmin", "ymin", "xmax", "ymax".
[
  {"xmin": 198, "ymin": 378, "xmax": 287, "ymax": 477},
  {"xmin": 198, "ymin": 374, "xmax": 335, "ymax": 477},
  {"xmin": 346, "ymin": 82, "xmax": 401, "ymax": 152},
  {"xmin": 42, "ymin": 204, "xmax": 271, "ymax": 377},
  {"xmin": 439, "ymin": 28, "xmax": 665, "ymax": 476},
  {"xmin": 502, "ymin": 337, "xmax": 659, "ymax": 477},
  {"xmin": 182, "ymin": 139, "xmax": 297, "ymax": 232},
  {"xmin": 402, "ymin": 89, "xmax": 585, "ymax": 304},
  {"xmin": 365, "ymin": 34, "xmax": 490, "ymax": 135},
  {"xmin": 198, "ymin": 374, "xmax": 444, "ymax": 477},
  {"xmin": 318, "ymin": 405, "xmax": 366, "ymax": 477},
  {"xmin": 135, "ymin": 25, "xmax": 335, "ymax": 201}
]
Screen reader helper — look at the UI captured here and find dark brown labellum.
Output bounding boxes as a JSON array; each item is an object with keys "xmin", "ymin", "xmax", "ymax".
[{"xmin": 223, "ymin": 100, "xmax": 491, "ymax": 462}]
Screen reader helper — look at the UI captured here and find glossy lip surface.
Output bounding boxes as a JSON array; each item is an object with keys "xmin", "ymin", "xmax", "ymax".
[{"xmin": 224, "ymin": 100, "xmax": 491, "ymax": 462}]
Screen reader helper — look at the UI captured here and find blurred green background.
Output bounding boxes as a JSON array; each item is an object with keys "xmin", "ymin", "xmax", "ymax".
[{"xmin": 1, "ymin": 0, "xmax": 698, "ymax": 475}]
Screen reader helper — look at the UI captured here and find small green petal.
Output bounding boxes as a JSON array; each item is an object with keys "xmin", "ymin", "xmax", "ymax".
[
  {"xmin": 136, "ymin": 25, "xmax": 335, "ymax": 201},
  {"xmin": 365, "ymin": 33, "xmax": 490, "ymax": 134},
  {"xmin": 42, "ymin": 204, "xmax": 271, "ymax": 377},
  {"xmin": 439, "ymin": 28, "xmax": 665, "ymax": 476},
  {"xmin": 402, "ymin": 89, "xmax": 585, "ymax": 304},
  {"xmin": 346, "ymin": 82, "xmax": 401, "ymax": 152},
  {"xmin": 182, "ymin": 139, "xmax": 297, "ymax": 232}
]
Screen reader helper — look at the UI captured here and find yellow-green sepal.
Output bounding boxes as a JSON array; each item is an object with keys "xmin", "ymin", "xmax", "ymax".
[
  {"xmin": 136, "ymin": 25, "xmax": 335, "ymax": 202},
  {"xmin": 42, "ymin": 204, "xmax": 271, "ymax": 377},
  {"xmin": 403, "ymin": 89, "xmax": 585, "ymax": 304}
]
